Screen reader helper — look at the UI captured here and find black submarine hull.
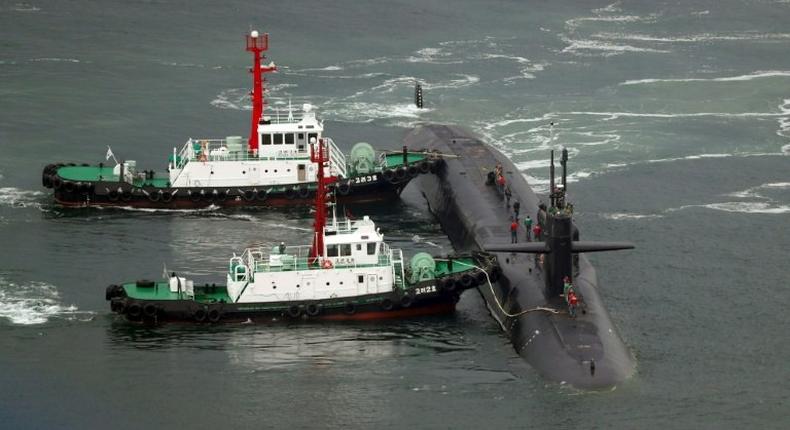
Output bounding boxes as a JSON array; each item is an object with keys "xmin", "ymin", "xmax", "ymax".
[{"xmin": 407, "ymin": 124, "xmax": 635, "ymax": 389}]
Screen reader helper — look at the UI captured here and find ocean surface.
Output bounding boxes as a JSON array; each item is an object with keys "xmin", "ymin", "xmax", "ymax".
[{"xmin": 1, "ymin": 0, "xmax": 789, "ymax": 428}]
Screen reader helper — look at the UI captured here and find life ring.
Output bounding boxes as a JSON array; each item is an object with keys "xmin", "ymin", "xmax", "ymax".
[
  {"xmin": 337, "ymin": 181, "xmax": 352, "ymax": 196},
  {"xmin": 127, "ymin": 303, "xmax": 142, "ymax": 318},
  {"xmin": 380, "ymin": 298, "xmax": 394, "ymax": 311},
  {"xmin": 286, "ymin": 305, "xmax": 301, "ymax": 318},
  {"xmin": 161, "ymin": 191, "xmax": 173, "ymax": 203},
  {"xmin": 207, "ymin": 308, "xmax": 222, "ymax": 323},
  {"xmin": 297, "ymin": 186, "xmax": 311, "ymax": 199},
  {"xmin": 148, "ymin": 191, "xmax": 161, "ymax": 202},
  {"xmin": 255, "ymin": 189, "xmax": 268, "ymax": 201},
  {"xmin": 382, "ymin": 169, "xmax": 395, "ymax": 183},
  {"xmin": 395, "ymin": 167, "xmax": 408, "ymax": 181},
  {"xmin": 343, "ymin": 302, "xmax": 356, "ymax": 315},
  {"xmin": 400, "ymin": 294, "xmax": 413, "ymax": 308},
  {"xmin": 305, "ymin": 303, "xmax": 320, "ymax": 317},
  {"xmin": 193, "ymin": 308, "xmax": 207, "ymax": 322},
  {"xmin": 63, "ymin": 181, "xmax": 76, "ymax": 193},
  {"xmin": 188, "ymin": 190, "xmax": 201, "ymax": 202},
  {"xmin": 460, "ymin": 273, "xmax": 474, "ymax": 288},
  {"xmin": 419, "ymin": 161, "xmax": 431, "ymax": 174},
  {"xmin": 407, "ymin": 165, "xmax": 419, "ymax": 177},
  {"xmin": 108, "ymin": 189, "xmax": 120, "ymax": 201},
  {"xmin": 243, "ymin": 189, "xmax": 256, "ymax": 201},
  {"xmin": 285, "ymin": 187, "xmax": 297, "ymax": 200},
  {"xmin": 143, "ymin": 303, "xmax": 158, "ymax": 318},
  {"xmin": 321, "ymin": 259, "xmax": 334, "ymax": 269}
]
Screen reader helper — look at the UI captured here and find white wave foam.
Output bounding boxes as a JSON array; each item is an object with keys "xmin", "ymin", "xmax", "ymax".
[
  {"xmin": 9, "ymin": 3, "xmax": 40, "ymax": 12},
  {"xmin": 621, "ymin": 71, "xmax": 790, "ymax": 86},
  {"xmin": 405, "ymin": 47, "xmax": 465, "ymax": 65},
  {"xmin": 326, "ymin": 102, "xmax": 427, "ymax": 123},
  {"xmin": 782, "ymin": 144, "xmax": 790, "ymax": 154},
  {"xmin": 293, "ymin": 65, "xmax": 344, "ymax": 72},
  {"xmin": 29, "ymin": 57, "xmax": 79, "ymax": 63},
  {"xmin": 0, "ymin": 187, "xmax": 44, "ymax": 209},
  {"xmin": 561, "ymin": 39, "xmax": 670, "ymax": 56},
  {"xmin": 565, "ymin": 110, "xmax": 786, "ymax": 120},
  {"xmin": 0, "ymin": 279, "xmax": 90, "ymax": 325},
  {"xmin": 566, "ymin": 14, "xmax": 659, "ymax": 31},
  {"xmin": 115, "ymin": 204, "xmax": 220, "ymax": 214},
  {"xmin": 211, "ymin": 88, "xmax": 250, "ymax": 111},
  {"xmin": 601, "ymin": 212, "xmax": 664, "ymax": 220},
  {"xmin": 683, "ymin": 201, "xmax": 790, "ymax": 214},
  {"xmin": 596, "ymin": 32, "xmax": 790, "ymax": 44},
  {"xmin": 726, "ymin": 182, "xmax": 790, "ymax": 198}
]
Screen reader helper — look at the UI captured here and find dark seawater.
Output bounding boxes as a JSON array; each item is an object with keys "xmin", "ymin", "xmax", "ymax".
[{"xmin": 1, "ymin": 0, "xmax": 789, "ymax": 428}]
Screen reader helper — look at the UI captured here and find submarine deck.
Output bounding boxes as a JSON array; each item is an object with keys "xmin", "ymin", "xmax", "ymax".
[{"xmin": 408, "ymin": 124, "xmax": 635, "ymax": 389}]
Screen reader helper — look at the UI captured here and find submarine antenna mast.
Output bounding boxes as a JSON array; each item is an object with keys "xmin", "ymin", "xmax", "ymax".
[{"xmin": 246, "ymin": 30, "xmax": 277, "ymax": 154}]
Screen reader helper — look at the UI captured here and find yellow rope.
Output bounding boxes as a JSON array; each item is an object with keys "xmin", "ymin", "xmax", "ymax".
[{"xmin": 438, "ymin": 258, "xmax": 562, "ymax": 318}]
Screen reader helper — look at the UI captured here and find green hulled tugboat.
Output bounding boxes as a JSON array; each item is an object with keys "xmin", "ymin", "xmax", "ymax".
[
  {"xmin": 42, "ymin": 29, "xmax": 440, "ymax": 209},
  {"xmin": 105, "ymin": 138, "xmax": 497, "ymax": 323}
]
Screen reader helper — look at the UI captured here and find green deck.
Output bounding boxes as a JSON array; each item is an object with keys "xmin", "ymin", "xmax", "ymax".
[
  {"xmin": 123, "ymin": 282, "xmax": 231, "ymax": 303},
  {"xmin": 383, "ymin": 152, "xmax": 429, "ymax": 168},
  {"xmin": 57, "ymin": 166, "xmax": 170, "ymax": 187}
]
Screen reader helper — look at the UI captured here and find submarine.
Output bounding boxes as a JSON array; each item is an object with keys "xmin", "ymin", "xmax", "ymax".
[{"xmin": 407, "ymin": 123, "xmax": 636, "ymax": 389}]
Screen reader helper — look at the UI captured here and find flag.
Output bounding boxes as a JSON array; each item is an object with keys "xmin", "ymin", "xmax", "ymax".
[{"xmin": 106, "ymin": 146, "xmax": 115, "ymax": 161}]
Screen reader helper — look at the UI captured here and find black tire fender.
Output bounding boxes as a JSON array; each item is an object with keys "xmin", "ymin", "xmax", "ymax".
[
  {"xmin": 286, "ymin": 304, "xmax": 301, "ymax": 318},
  {"xmin": 127, "ymin": 303, "xmax": 142, "ymax": 318},
  {"xmin": 305, "ymin": 303, "xmax": 320, "ymax": 317},
  {"xmin": 460, "ymin": 273, "xmax": 474, "ymax": 288}
]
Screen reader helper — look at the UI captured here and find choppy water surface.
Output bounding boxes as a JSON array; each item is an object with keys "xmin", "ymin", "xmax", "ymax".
[{"xmin": 1, "ymin": 1, "xmax": 788, "ymax": 428}]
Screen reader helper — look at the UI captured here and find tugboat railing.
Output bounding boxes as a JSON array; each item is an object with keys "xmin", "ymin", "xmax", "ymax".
[
  {"xmin": 233, "ymin": 243, "xmax": 393, "ymax": 274},
  {"xmin": 325, "ymin": 138, "xmax": 347, "ymax": 179}
]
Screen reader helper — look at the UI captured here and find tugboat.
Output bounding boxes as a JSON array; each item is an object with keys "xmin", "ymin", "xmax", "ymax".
[
  {"xmin": 42, "ymin": 30, "xmax": 441, "ymax": 209},
  {"xmin": 105, "ymin": 138, "xmax": 497, "ymax": 323}
]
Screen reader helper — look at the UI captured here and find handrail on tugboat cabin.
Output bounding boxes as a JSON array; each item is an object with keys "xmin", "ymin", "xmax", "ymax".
[{"xmin": 231, "ymin": 243, "xmax": 397, "ymax": 275}]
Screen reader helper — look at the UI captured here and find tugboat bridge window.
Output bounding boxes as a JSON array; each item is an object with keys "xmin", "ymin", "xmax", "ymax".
[
  {"xmin": 327, "ymin": 245, "xmax": 338, "ymax": 257},
  {"xmin": 367, "ymin": 243, "xmax": 376, "ymax": 255},
  {"xmin": 273, "ymin": 134, "xmax": 283, "ymax": 145},
  {"xmin": 262, "ymin": 134, "xmax": 272, "ymax": 145},
  {"xmin": 340, "ymin": 244, "xmax": 351, "ymax": 256},
  {"xmin": 285, "ymin": 133, "xmax": 294, "ymax": 145},
  {"xmin": 358, "ymin": 275, "xmax": 364, "ymax": 283}
]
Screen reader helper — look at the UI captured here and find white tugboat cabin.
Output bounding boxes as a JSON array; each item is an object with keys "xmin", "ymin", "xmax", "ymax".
[
  {"xmin": 167, "ymin": 104, "xmax": 347, "ymax": 188},
  {"xmin": 225, "ymin": 212, "xmax": 404, "ymax": 304}
]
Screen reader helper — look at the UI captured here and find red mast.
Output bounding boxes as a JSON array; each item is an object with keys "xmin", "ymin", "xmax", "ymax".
[
  {"xmin": 309, "ymin": 138, "xmax": 338, "ymax": 265},
  {"xmin": 246, "ymin": 30, "xmax": 276, "ymax": 154}
]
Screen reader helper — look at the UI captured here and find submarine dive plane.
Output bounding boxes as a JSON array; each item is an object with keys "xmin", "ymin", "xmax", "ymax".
[{"xmin": 408, "ymin": 123, "xmax": 636, "ymax": 389}]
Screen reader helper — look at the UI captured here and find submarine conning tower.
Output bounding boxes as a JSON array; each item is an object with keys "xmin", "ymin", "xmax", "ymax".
[
  {"xmin": 408, "ymin": 123, "xmax": 636, "ymax": 389},
  {"xmin": 486, "ymin": 148, "xmax": 634, "ymax": 299}
]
